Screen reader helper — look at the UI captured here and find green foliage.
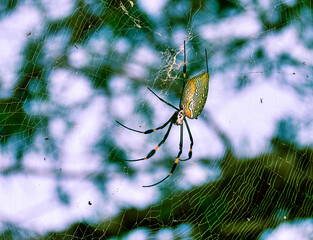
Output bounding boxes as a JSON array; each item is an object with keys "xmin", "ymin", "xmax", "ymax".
[
  {"xmin": 0, "ymin": 40, "xmax": 46, "ymax": 155},
  {"xmin": 37, "ymin": 140, "xmax": 313, "ymax": 239}
]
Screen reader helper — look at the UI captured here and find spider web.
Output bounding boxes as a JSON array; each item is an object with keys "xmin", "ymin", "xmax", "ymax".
[{"xmin": 0, "ymin": 0, "xmax": 313, "ymax": 239}]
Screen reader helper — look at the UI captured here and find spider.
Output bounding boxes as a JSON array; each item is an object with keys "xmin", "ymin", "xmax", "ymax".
[{"xmin": 116, "ymin": 41, "xmax": 210, "ymax": 187}]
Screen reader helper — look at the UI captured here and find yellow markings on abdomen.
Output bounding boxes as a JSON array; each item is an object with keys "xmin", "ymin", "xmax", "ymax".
[
  {"xmin": 182, "ymin": 79, "xmax": 195, "ymax": 118},
  {"xmin": 181, "ymin": 72, "xmax": 209, "ymax": 119}
]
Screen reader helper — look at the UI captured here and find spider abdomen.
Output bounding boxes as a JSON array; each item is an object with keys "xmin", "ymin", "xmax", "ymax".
[{"xmin": 181, "ymin": 72, "xmax": 209, "ymax": 119}]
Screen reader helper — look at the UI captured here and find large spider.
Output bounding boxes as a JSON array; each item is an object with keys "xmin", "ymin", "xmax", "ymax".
[{"xmin": 116, "ymin": 41, "xmax": 210, "ymax": 187}]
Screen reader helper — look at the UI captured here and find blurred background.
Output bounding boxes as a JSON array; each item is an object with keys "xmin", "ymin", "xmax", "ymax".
[{"xmin": 0, "ymin": 0, "xmax": 312, "ymax": 239}]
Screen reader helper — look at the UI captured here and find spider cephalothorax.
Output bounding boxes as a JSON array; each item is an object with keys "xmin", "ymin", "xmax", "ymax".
[
  {"xmin": 175, "ymin": 110, "xmax": 185, "ymax": 126},
  {"xmin": 116, "ymin": 41, "xmax": 210, "ymax": 187}
]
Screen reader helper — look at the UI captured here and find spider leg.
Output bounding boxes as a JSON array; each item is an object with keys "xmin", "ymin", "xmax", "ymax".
[
  {"xmin": 205, "ymin": 48, "xmax": 209, "ymax": 73},
  {"xmin": 116, "ymin": 116, "xmax": 172, "ymax": 134},
  {"xmin": 122, "ymin": 121, "xmax": 174, "ymax": 162},
  {"xmin": 183, "ymin": 40, "xmax": 186, "ymax": 82},
  {"xmin": 147, "ymin": 87, "xmax": 179, "ymax": 111},
  {"xmin": 143, "ymin": 123, "xmax": 184, "ymax": 187},
  {"xmin": 180, "ymin": 118, "xmax": 193, "ymax": 161},
  {"xmin": 179, "ymin": 40, "xmax": 187, "ymax": 108}
]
